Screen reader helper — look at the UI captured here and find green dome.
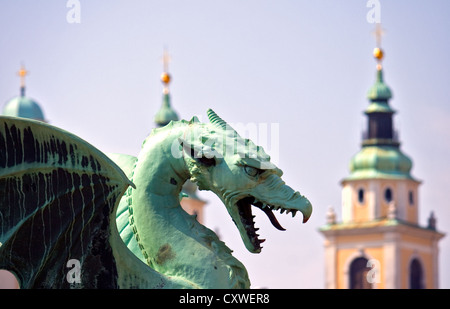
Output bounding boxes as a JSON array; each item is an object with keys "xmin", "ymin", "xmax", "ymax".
[
  {"xmin": 347, "ymin": 146, "xmax": 414, "ymax": 180},
  {"xmin": 2, "ymin": 95, "xmax": 46, "ymax": 122},
  {"xmin": 365, "ymin": 101, "xmax": 395, "ymax": 114},
  {"xmin": 154, "ymin": 93, "xmax": 178, "ymax": 127},
  {"xmin": 367, "ymin": 69, "xmax": 392, "ymax": 101}
]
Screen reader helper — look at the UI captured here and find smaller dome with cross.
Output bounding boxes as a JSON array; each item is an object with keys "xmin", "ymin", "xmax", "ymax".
[
  {"xmin": 3, "ymin": 96, "xmax": 46, "ymax": 122},
  {"xmin": 2, "ymin": 65, "xmax": 46, "ymax": 122}
]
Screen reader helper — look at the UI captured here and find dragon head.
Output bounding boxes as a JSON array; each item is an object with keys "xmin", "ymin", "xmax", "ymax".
[{"xmin": 179, "ymin": 109, "xmax": 312, "ymax": 253}]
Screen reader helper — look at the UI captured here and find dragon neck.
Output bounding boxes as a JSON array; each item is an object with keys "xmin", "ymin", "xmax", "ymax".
[
  {"xmin": 127, "ymin": 125, "xmax": 189, "ymax": 265},
  {"xmin": 126, "ymin": 122, "xmax": 249, "ymax": 288}
]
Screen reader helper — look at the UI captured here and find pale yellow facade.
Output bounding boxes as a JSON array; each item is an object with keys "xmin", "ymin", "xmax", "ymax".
[
  {"xmin": 319, "ymin": 37, "xmax": 446, "ymax": 288},
  {"xmin": 322, "ymin": 222, "xmax": 443, "ymax": 289},
  {"xmin": 341, "ymin": 178, "xmax": 420, "ymax": 224},
  {"xmin": 335, "ymin": 244, "xmax": 385, "ymax": 289},
  {"xmin": 321, "ymin": 154, "xmax": 444, "ymax": 289}
]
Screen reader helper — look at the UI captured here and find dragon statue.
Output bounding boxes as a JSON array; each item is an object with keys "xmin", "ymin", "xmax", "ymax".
[{"xmin": 0, "ymin": 109, "xmax": 312, "ymax": 288}]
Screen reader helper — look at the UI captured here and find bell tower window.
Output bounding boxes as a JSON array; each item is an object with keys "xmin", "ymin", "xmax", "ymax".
[
  {"xmin": 358, "ymin": 188, "xmax": 365, "ymax": 204},
  {"xmin": 409, "ymin": 191, "xmax": 414, "ymax": 206},
  {"xmin": 384, "ymin": 188, "xmax": 393, "ymax": 203},
  {"xmin": 409, "ymin": 258, "xmax": 424, "ymax": 289},
  {"xmin": 349, "ymin": 257, "xmax": 373, "ymax": 289}
]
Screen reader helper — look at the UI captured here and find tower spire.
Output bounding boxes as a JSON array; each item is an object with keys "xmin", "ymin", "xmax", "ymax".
[
  {"xmin": 364, "ymin": 24, "xmax": 397, "ymax": 147},
  {"xmin": 17, "ymin": 64, "xmax": 28, "ymax": 97},
  {"xmin": 161, "ymin": 48, "xmax": 171, "ymax": 94},
  {"xmin": 319, "ymin": 25, "xmax": 444, "ymax": 290},
  {"xmin": 154, "ymin": 48, "xmax": 179, "ymax": 127}
]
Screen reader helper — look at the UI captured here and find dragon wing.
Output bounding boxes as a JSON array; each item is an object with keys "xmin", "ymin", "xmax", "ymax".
[{"xmin": 0, "ymin": 116, "xmax": 135, "ymax": 288}]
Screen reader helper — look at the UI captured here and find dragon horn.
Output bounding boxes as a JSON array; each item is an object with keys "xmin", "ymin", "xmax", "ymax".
[{"xmin": 207, "ymin": 109, "xmax": 234, "ymax": 131}]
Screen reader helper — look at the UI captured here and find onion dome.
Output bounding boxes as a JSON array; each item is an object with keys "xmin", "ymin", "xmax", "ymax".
[{"xmin": 348, "ymin": 146, "xmax": 413, "ymax": 180}]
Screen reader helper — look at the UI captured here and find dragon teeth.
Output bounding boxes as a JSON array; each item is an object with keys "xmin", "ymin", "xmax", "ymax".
[{"xmin": 254, "ymin": 202, "xmax": 298, "ymax": 219}]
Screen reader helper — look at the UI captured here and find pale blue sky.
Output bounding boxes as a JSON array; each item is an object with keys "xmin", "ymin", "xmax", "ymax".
[{"xmin": 1, "ymin": 0, "xmax": 449, "ymax": 288}]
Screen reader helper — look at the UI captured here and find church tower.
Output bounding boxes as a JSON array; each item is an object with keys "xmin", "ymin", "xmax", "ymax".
[{"xmin": 319, "ymin": 28, "xmax": 445, "ymax": 289}]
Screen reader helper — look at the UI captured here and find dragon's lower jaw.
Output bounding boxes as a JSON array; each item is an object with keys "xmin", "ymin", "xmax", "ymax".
[
  {"xmin": 236, "ymin": 195, "xmax": 311, "ymax": 253},
  {"xmin": 236, "ymin": 197, "xmax": 265, "ymax": 253}
]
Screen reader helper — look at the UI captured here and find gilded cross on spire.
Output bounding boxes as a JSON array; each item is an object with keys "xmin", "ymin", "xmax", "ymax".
[
  {"xmin": 372, "ymin": 24, "xmax": 385, "ymax": 70},
  {"xmin": 162, "ymin": 48, "xmax": 171, "ymax": 73},
  {"xmin": 18, "ymin": 65, "xmax": 28, "ymax": 87},
  {"xmin": 373, "ymin": 23, "xmax": 385, "ymax": 48},
  {"xmin": 17, "ymin": 64, "xmax": 29, "ymax": 97},
  {"xmin": 160, "ymin": 48, "xmax": 172, "ymax": 94}
]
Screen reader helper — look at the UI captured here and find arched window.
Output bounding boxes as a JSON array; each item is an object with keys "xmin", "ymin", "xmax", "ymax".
[
  {"xmin": 358, "ymin": 188, "xmax": 365, "ymax": 204},
  {"xmin": 384, "ymin": 187, "xmax": 393, "ymax": 203},
  {"xmin": 409, "ymin": 258, "xmax": 424, "ymax": 289},
  {"xmin": 409, "ymin": 191, "xmax": 414, "ymax": 206},
  {"xmin": 349, "ymin": 257, "xmax": 373, "ymax": 289}
]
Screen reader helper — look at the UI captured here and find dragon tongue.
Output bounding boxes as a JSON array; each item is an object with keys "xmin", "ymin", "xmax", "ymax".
[{"xmin": 261, "ymin": 206, "xmax": 286, "ymax": 231}]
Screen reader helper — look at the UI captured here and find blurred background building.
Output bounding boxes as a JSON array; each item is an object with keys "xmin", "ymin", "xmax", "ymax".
[{"xmin": 319, "ymin": 29, "xmax": 445, "ymax": 289}]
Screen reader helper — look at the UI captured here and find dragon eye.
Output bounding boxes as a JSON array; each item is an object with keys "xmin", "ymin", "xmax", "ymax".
[{"xmin": 244, "ymin": 166, "xmax": 262, "ymax": 177}]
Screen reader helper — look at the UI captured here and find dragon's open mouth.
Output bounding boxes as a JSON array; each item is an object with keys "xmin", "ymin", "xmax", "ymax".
[{"xmin": 236, "ymin": 196, "xmax": 300, "ymax": 251}]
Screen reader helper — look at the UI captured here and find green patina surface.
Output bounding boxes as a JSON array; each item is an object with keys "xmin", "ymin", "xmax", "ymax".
[
  {"xmin": 346, "ymin": 145, "xmax": 415, "ymax": 181},
  {"xmin": 0, "ymin": 109, "xmax": 312, "ymax": 289},
  {"xmin": 366, "ymin": 69, "xmax": 392, "ymax": 102},
  {"xmin": 2, "ymin": 96, "xmax": 46, "ymax": 122},
  {"xmin": 154, "ymin": 93, "xmax": 179, "ymax": 127},
  {"xmin": 364, "ymin": 101, "xmax": 395, "ymax": 114}
]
